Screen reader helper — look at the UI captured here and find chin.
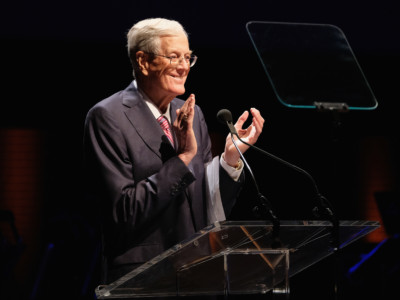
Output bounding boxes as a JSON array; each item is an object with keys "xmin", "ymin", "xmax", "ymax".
[{"xmin": 170, "ymin": 86, "xmax": 185, "ymax": 96}]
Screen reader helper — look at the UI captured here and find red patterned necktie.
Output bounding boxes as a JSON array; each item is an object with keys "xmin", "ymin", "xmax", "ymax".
[{"xmin": 157, "ymin": 115, "xmax": 174, "ymax": 147}]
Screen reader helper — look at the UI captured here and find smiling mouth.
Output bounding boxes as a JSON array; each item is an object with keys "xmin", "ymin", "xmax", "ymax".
[{"xmin": 170, "ymin": 75, "xmax": 185, "ymax": 81}]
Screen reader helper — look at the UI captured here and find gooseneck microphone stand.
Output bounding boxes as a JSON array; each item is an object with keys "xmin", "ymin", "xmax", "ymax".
[
  {"xmin": 232, "ymin": 130, "xmax": 281, "ymax": 238},
  {"xmin": 217, "ymin": 109, "xmax": 281, "ymax": 245},
  {"xmin": 218, "ymin": 108, "xmax": 341, "ymax": 299}
]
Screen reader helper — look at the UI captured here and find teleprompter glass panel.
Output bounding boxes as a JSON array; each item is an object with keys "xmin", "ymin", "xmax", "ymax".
[{"xmin": 246, "ymin": 21, "xmax": 378, "ymax": 110}]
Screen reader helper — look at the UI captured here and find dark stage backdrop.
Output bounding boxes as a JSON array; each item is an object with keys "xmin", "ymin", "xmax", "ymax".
[{"xmin": 1, "ymin": 1, "xmax": 399, "ymax": 299}]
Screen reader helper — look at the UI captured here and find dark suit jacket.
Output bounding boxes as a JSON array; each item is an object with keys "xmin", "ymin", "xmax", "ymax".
[{"xmin": 83, "ymin": 81, "xmax": 243, "ymax": 282}]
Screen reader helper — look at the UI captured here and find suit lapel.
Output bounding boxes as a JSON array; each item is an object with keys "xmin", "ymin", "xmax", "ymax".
[{"xmin": 122, "ymin": 84, "xmax": 174, "ymax": 158}]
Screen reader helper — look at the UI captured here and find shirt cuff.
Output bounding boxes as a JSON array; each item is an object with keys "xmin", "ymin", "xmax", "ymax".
[{"xmin": 220, "ymin": 154, "xmax": 243, "ymax": 182}]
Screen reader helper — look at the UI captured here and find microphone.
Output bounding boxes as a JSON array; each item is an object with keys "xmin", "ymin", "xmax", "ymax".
[
  {"xmin": 217, "ymin": 109, "xmax": 238, "ymax": 135},
  {"xmin": 217, "ymin": 109, "xmax": 338, "ymax": 234},
  {"xmin": 217, "ymin": 109, "xmax": 281, "ymax": 242}
]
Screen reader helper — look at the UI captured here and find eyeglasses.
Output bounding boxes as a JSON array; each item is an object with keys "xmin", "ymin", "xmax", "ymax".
[{"xmin": 148, "ymin": 53, "xmax": 198, "ymax": 67}]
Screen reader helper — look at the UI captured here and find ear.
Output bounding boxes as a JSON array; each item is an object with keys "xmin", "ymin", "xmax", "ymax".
[{"xmin": 136, "ymin": 51, "xmax": 149, "ymax": 76}]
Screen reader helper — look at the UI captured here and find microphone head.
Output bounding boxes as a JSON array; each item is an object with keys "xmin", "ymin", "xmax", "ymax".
[
  {"xmin": 217, "ymin": 109, "xmax": 233, "ymax": 124},
  {"xmin": 217, "ymin": 109, "xmax": 238, "ymax": 135}
]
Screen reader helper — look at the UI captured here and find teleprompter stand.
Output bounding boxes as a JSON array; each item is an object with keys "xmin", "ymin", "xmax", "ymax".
[
  {"xmin": 243, "ymin": 22, "xmax": 380, "ymax": 299},
  {"xmin": 95, "ymin": 220, "xmax": 379, "ymax": 299}
]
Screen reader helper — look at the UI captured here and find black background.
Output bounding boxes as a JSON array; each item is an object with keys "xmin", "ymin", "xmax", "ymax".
[{"xmin": 1, "ymin": 1, "xmax": 399, "ymax": 299}]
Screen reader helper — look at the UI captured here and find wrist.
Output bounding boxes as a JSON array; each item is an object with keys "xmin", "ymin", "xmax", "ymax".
[
  {"xmin": 178, "ymin": 153, "xmax": 194, "ymax": 166},
  {"xmin": 222, "ymin": 153, "xmax": 241, "ymax": 169}
]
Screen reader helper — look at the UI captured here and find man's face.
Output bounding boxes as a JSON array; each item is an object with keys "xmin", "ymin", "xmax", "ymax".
[{"xmin": 145, "ymin": 34, "xmax": 191, "ymax": 99}]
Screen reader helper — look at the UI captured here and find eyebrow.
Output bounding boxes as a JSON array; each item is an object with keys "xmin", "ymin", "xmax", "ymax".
[{"xmin": 166, "ymin": 49, "xmax": 193, "ymax": 55}]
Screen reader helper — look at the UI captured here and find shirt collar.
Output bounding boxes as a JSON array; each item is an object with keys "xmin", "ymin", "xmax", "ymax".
[{"xmin": 134, "ymin": 80, "xmax": 172, "ymax": 123}]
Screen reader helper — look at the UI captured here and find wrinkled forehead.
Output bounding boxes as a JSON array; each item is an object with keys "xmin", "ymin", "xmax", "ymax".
[{"xmin": 159, "ymin": 34, "xmax": 191, "ymax": 53}]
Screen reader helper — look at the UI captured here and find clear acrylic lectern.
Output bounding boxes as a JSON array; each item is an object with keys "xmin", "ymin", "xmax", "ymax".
[{"xmin": 95, "ymin": 220, "xmax": 379, "ymax": 299}]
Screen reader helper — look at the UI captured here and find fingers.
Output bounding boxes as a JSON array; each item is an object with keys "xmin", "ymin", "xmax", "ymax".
[
  {"xmin": 234, "ymin": 110, "xmax": 249, "ymax": 131},
  {"xmin": 175, "ymin": 94, "xmax": 195, "ymax": 129},
  {"xmin": 234, "ymin": 108, "xmax": 264, "ymax": 132},
  {"xmin": 186, "ymin": 94, "xmax": 195, "ymax": 122},
  {"xmin": 250, "ymin": 107, "xmax": 264, "ymax": 133},
  {"xmin": 180, "ymin": 94, "xmax": 195, "ymax": 121},
  {"xmin": 232, "ymin": 108, "xmax": 265, "ymax": 141}
]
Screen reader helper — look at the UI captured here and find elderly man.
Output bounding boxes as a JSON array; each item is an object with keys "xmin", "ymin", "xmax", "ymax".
[{"xmin": 83, "ymin": 17, "xmax": 265, "ymax": 284}]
